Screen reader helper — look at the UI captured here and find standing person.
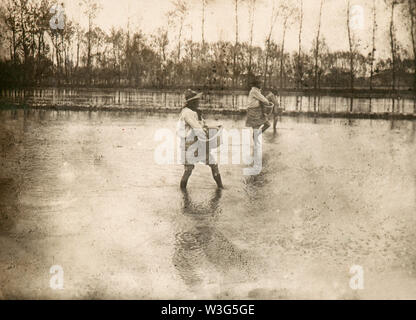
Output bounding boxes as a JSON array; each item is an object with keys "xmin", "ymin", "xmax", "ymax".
[
  {"xmin": 245, "ymin": 76, "xmax": 273, "ymax": 143},
  {"xmin": 178, "ymin": 89, "xmax": 224, "ymax": 189},
  {"xmin": 265, "ymin": 90, "xmax": 281, "ymax": 132}
]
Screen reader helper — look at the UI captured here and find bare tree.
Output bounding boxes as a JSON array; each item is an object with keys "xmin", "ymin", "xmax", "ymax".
[
  {"xmin": 2, "ymin": 0, "xmax": 19, "ymax": 65},
  {"xmin": 346, "ymin": 0, "xmax": 354, "ymax": 93},
  {"xmin": 32, "ymin": 0, "xmax": 51, "ymax": 77},
  {"xmin": 263, "ymin": 0, "xmax": 280, "ymax": 87},
  {"xmin": 108, "ymin": 27, "xmax": 125, "ymax": 85},
  {"xmin": 247, "ymin": 0, "xmax": 257, "ymax": 74},
  {"xmin": 233, "ymin": 0, "xmax": 239, "ymax": 87},
  {"xmin": 201, "ymin": 0, "xmax": 206, "ymax": 45},
  {"xmin": 80, "ymin": 0, "xmax": 101, "ymax": 84},
  {"xmin": 346, "ymin": 0, "xmax": 362, "ymax": 112},
  {"xmin": 405, "ymin": 0, "xmax": 416, "ymax": 114},
  {"xmin": 314, "ymin": 0, "xmax": 324, "ymax": 93},
  {"xmin": 311, "ymin": 0, "xmax": 324, "ymax": 111},
  {"xmin": 279, "ymin": 3, "xmax": 296, "ymax": 89},
  {"xmin": 74, "ymin": 22, "xmax": 83, "ymax": 71},
  {"xmin": 297, "ymin": 0, "xmax": 303, "ymax": 90},
  {"xmin": 168, "ymin": 0, "xmax": 189, "ymax": 62},
  {"xmin": 295, "ymin": 0, "xmax": 304, "ymax": 110},
  {"xmin": 369, "ymin": 0, "xmax": 377, "ymax": 91},
  {"xmin": 153, "ymin": 27, "xmax": 169, "ymax": 63},
  {"xmin": 18, "ymin": 0, "xmax": 30, "ymax": 67},
  {"xmin": 234, "ymin": 0, "xmax": 239, "ymax": 45},
  {"xmin": 3, "ymin": 0, "xmax": 416, "ymax": 95},
  {"xmin": 201, "ymin": 0, "xmax": 213, "ymax": 46},
  {"xmin": 406, "ymin": 0, "xmax": 416, "ymax": 93},
  {"xmin": 386, "ymin": 0, "xmax": 397, "ymax": 92}
]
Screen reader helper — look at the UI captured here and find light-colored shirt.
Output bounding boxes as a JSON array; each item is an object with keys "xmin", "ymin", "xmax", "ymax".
[
  {"xmin": 247, "ymin": 87, "xmax": 270, "ymax": 109},
  {"xmin": 178, "ymin": 107, "xmax": 207, "ymax": 141}
]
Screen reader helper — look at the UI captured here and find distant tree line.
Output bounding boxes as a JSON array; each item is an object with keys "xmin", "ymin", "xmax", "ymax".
[{"xmin": 0, "ymin": 0, "xmax": 416, "ymax": 93}]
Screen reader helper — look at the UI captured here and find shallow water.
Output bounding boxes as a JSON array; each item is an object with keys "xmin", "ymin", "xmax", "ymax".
[
  {"xmin": 0, "ymin": 110, "xmax": 415, "ymax": 299},
  {"xmin": 1, "ymin": 88, "xmax": 416, "ymax": 114}
]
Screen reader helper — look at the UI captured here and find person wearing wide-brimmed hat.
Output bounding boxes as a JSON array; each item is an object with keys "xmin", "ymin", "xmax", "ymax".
[{"xmin": 177, "ymin": 89, "xmax": 224, "ymax": 189}]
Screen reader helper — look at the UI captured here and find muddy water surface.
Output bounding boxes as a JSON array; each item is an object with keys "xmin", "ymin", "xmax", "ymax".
[{"xmin": 0, "ymin": 109, "xmax": 415, "ymax": 299}]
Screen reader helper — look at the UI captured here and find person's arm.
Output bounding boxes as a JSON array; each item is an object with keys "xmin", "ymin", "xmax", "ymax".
[
  {"xmin": 183, "ymin": 110, "xmax": 207, "ymax": 140},
  {"xmin": 251, "ymin": 88, "xmax": 271, "ymax": 105},
  {"xmin": 266, "ymin": 93, "xmax": 279, "ymax": 106},
  {"xmin": 267, "ymin": 93, "xmax": 280, "ymax": 115},
  {"xmin": 183, "ymin": 110, "xmax": 202, "ymax": 129}
]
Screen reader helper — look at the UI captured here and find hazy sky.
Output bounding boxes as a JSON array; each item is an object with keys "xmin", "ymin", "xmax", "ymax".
[{"xmin": 62, "ymin": 0, "xmax": 410, "ymax": 59}]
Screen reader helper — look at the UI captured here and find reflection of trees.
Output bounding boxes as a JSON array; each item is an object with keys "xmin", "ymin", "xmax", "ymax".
[{"xmin": 0, "ymin": 114, "xmax": 24, "ymax": 233}]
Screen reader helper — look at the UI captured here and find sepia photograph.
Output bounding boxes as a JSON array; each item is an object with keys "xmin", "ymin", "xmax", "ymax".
[{"xmin": 0, "ymin": 0, "xmax": 415, "ymax": 302}]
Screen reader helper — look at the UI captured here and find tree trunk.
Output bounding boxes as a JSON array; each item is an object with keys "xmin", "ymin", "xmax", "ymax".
[
  {"xmin": 313, "ymin": 0, "xmax": 323, "ymax": 113},
  {"xmin": 408, "ymin": 0, "xmax": 416, "ymax": 93},
  {"xmin": 37, "ymin": 33, "xmax": 42, "ymax": 63},
  {"xmin": 12, "ymin": 29, "xmax": 16, "ymax": 65},
  {"xmin": 280, "ymin": 19, "xmax": 288, "ymax": 90},
  {"xmin": 314, "ymin": 0, "xmax": 323, "ymax": 92},
  {"xmin": 263, "ymin": 41, "xmax": 270, "ymax": 88},
  {"xmin": 248, "ymin": 0, "xmax": 256, "ymax": 74},
  {"xmin": 76, "ymin": 38, "xmax": 80, "ymax": 70},
  {"xmin": 370, "ymin": 0, "xmax": 376, "ymax": 91},
  {"xmin": 87, "ymin": 16, "xmax": 92, "ymax": 84},
  {"xmin": 178, "ymin": 21, "xmax": 183, "ymax": 62},
  {"xmin": 233, "ymin": 0, "xmax": 239, "ymax": 88},
  {"xmin": 201, "ymin": 0, "xmax": 205, "ymax": 45},
  {"xmin": 347, "ymin": 0, "xmax": 354, "ymax": 96},
  {"xmin": 297, "ymin": 0, "xmax": 303, "ymax": 90},
  {"xmin": 263, "ymin": 3, "xmax": 279, "ymax": 88},
  {"xmin": 20, "ymin": 3, "xmax": 29, "ymax": 83},
  {"xmin": 389, "ymin": 1, "xmax": 396, "ymax": 92}
]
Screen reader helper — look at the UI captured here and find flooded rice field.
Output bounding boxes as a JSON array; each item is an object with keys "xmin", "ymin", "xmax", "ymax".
[
  {"xmin": 0, "ymin": 109, "xmax": 416, "ymax": 299},
  {"xmin": 1, "ymin": 88, "xmax": 416, "ymax": 115}
]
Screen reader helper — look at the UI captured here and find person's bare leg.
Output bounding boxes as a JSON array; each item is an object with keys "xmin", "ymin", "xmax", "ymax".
[
  {"xmin": 253, "ymin": 127, "xmax": 262, "ymax": 146},
  {"xmin": 180, "ymin": 164, "xmax": 194, "ymax": 189},
  {"xmin": 262, "ymin": 122, "xmax": 270, "ymax": 133},
  {"xmin": 210, "ymin": 164, "xmax": 224, "ymax": 189},
  {"xmin": 273, "ymin": 114, "xmax": 277, "ymax": 133}
]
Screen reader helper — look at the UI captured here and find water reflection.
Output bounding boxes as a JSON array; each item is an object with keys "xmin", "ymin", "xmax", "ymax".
[
  {"xmin": 1, "ymin": 109, "xmax": 415, "ymax": 298},
  {"xmin": 2, "ymin": 88, "xmax": 416, "ymax": 114},
  {"xmin": 0, "ymin": 124, "xmax": 21, "ymax": 233},
  {"xmin": 0, "ymin": 178, "xmax": 19, "ymax": 233},
  {"xmin": 173, "ymin": 189, "xmax": 255, "ymax": 290}
]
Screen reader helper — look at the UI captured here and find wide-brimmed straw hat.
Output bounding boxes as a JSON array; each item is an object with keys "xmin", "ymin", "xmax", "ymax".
[{"xmin": 185, "ymin": 89, "xmax": 203, "ymax": 102}]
